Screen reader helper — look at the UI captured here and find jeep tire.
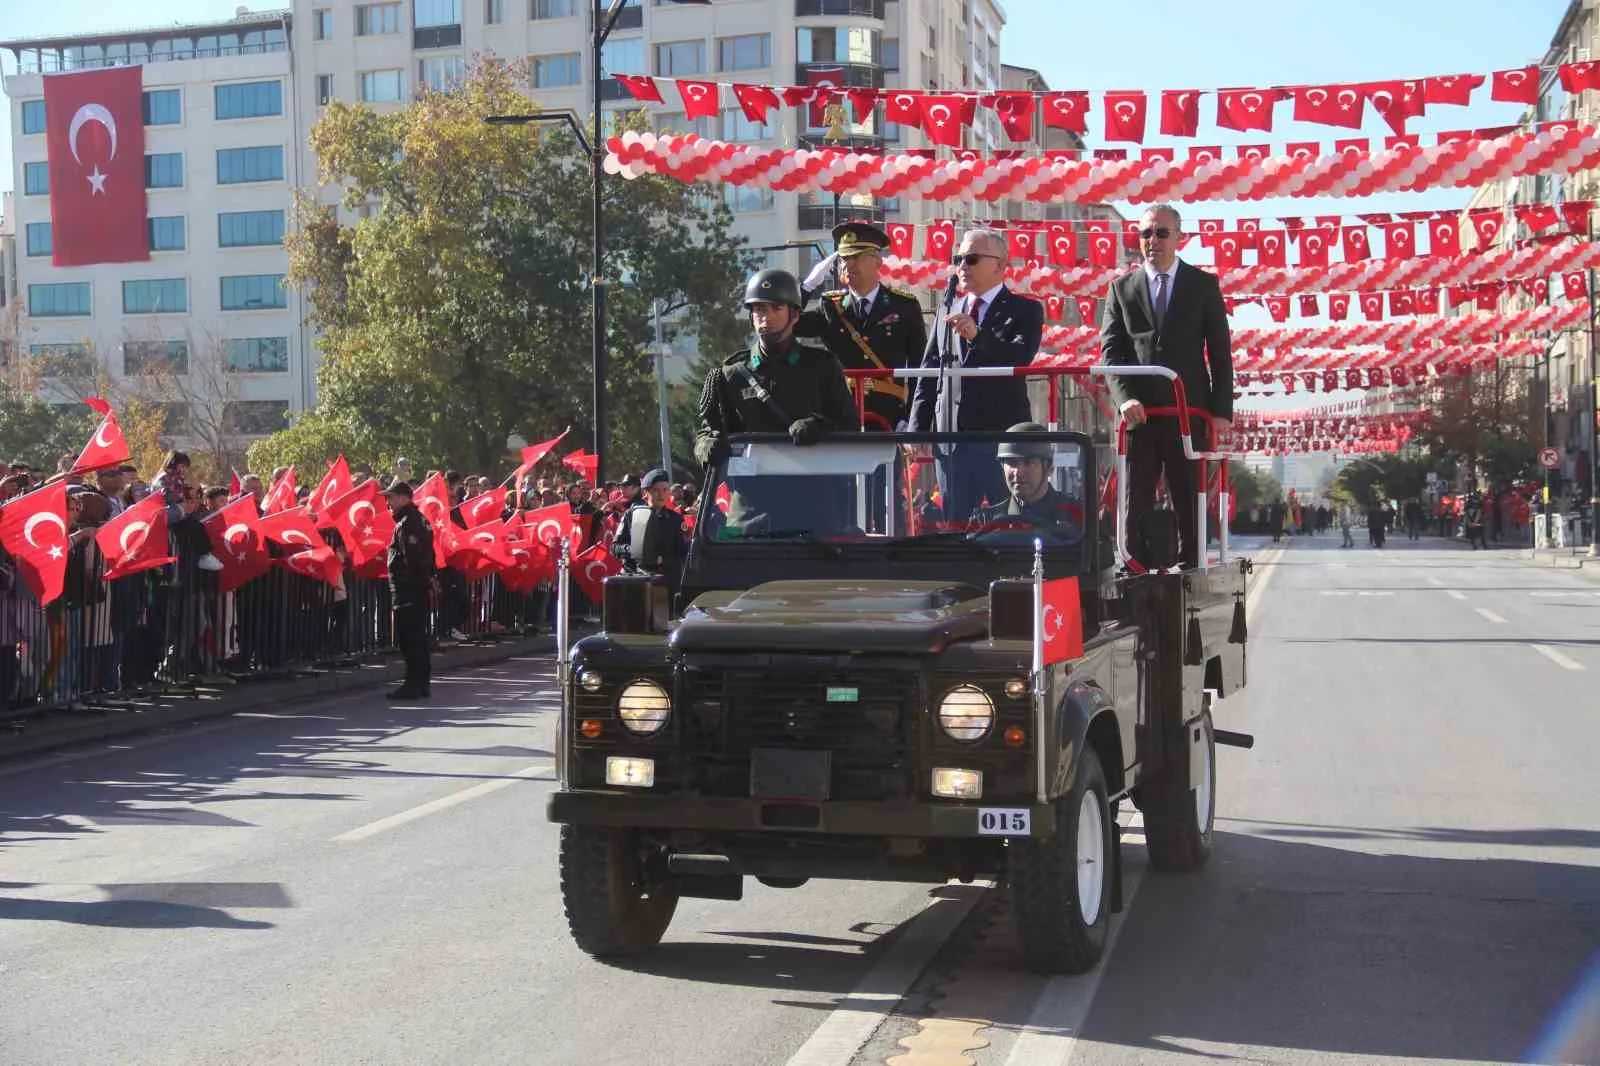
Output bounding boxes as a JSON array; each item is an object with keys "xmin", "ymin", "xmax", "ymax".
[
  {"xmin": 1008, "ymin": 747, "xmax": 1111, "ymax": 974},
  {"xmin": 1143, "ymin": 706, "xmax": 1215, "ymax": 873},
  {"xmin": 560, "ymin": 824, "xmax": 679, "ymax": 957}
]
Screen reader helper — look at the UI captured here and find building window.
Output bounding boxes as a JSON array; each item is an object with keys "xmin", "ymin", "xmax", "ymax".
[
  {"xmin": 124, "ymin": 340, "xmax": 189, "ymax": 376},
  {"xmin": 359, "ymin": 70, "xmax": 406, "ymax": 102},
  {"xmin": 215, "ymin": 80, "xmax": 283, "ymax": 119},
  {"xmin": 798, "ymin": 26, "xmax": 880, "ymax": 64},
  {"xmin": 883, "ymin": 38, "xmax": 899, "ymax": 72},
  {"xmin": 21, "ymin": 100, "xmax": 46, "ymax": 134},
  {"xmin": 30, "ymin": 344, "xmax": 91, "ymax": 375},
  {"xmin": 143, "ymin": 89, "xmax": 182, "ymax": 125},
  {"xmin": 146, "ymin": 152, "xmax": 185, "ymax": 188},
  {"xmin": 225, "ymin": 337, "xmax": 290, "ymax": 373},
  {"xmin": 313, "ymin": 8, "xmax": 334, "ymax": 39},
  {"xmin": 225, "ymin": 400, "xmax": 291, "ymax": 435},
  {"xmin": 414, "ymin": 0, "xmax": 462, "ymax": 27},
  {"xmin": 221, "ymin": 274, "xmax": 288, "ymax": 311},
  {"xmin": 149, "ymin": 216, "xmax": 187, "ymax": 251},
  {"xmin": 655, "ymin": 111, "xmax": 715, "ymax": 138},
  {"xmin": 654, "ymin": 40, "xmax": 705, "ymax": 77},
  {"xmin": 485, "ymin": 0, "xmax": 504, "ymax": 22},
  {"xmin": 216, "ymin": 146, "xmax": 284, "ymax": 184},
  {"xmin": 356, "ymin": 2, "xmax": 402, "ymax": 35},
  {"xmin": 28, "ymin": 283, "xmax": 92, "ymax": 317},
  {"xmin": 532, "ymin": 0, "xmax": 577, "ymax": 17},
  {"xmin": 532, "ymin": 52, "xmax": 581, "ymax": 88},
  {"xmin": 218, "ymin": 209, "xmax": 286, "ymax": 247},
  {"xmin": 317, "ymin": 74, "xmax": 334, "ymax": 105},
  {"xmin": 123, "ymin": 278, "xmax": 188, "ymax": 314},
  {"xmin": 724, "ymin": 185, "xmax": 775, "ymax": 214},
  {"xmin": 722, "ymin": 108, "xmax": 772, "ymax": 142},
  {"xmin": 24, "ymin": 222, "xmax": 52, "ymax": 258},
  {"xmin": 419, "ymin": 56, "xmax": 465, "ymax": 92},
  {"xmin": 23, "ymin": 162, "xmax": 49, "ymax": 196},
  {"xmin": 716, "ymin": 34, "xmax": 770, "ymax": 72},
  {"xmin": 600, "ymin": 37, "xmax": 646, "ymax": 75}
]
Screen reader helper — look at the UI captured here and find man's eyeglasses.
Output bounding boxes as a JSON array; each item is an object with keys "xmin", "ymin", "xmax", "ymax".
[
  {"xmin": 955, "ymin": 253, "xmax": 998, "ymax": 266},
  {"xmin": 1139, "ymin": 227, "xmax": 1173, "ymax": 240}
]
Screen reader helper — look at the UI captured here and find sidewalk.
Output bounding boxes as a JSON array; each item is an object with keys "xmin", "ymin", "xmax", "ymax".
[{"xmin": 0, "ymin": 631, "xmax": 576, "ymax": 762}]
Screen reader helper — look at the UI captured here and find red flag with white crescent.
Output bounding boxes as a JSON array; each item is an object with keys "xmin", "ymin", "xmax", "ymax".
[
  {"xmin": 203, "ymin": 495, "xmax": 272, "ymax": 593},
  {"xmin": 0, "ymin": 483, "xmax": 72, "ymax": 603},
  {"xmin": 412, "ymin": 471, "xmax": 454, "ymax": 568},
  {"xmin": 1039, "ymin": 577, "xmax": 1083, "ymax": 667},
  {"xmin": 257, "ymin": 505, "xmax": 324, "ymax": 551},
  {"xmin": 460, "ymin": 487, "xmax": 508, "ymax": 527},
  {"xmin": 95, "ymin": 492, "xmax": 174, "ymax": 580},
  {"xmin": 71, "ymin": 411, "xmax": 131, "ymax": 475},
  {"xmin": 572, "ymin": 542, "xmax": 621, "ymax": 603},
  {"xmin": 309, "ymin": 455, "xmax": 352, "ymax": 524},
  {"xmin": 512, "ymin": 429, "xmax": 570, "ymax": 480},
  {"xmin": 523, "ymin": 502, "xmax": 587, "ymax": 551},
  {"xmin": 326, "ymin": 480, "xmax": 391, "ymax": 568},
  {"xmin": 262, "ymin": 465, "xmax": 298, "ymax": 515},
  {"xmin": 43, "ymin": 66, "xmax": 148, "ymax": 267}
]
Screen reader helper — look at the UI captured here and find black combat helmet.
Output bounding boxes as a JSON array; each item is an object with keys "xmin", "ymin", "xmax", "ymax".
[
  {"xmin": 742, "ymin": 268, "xmax": 803, "ymax": 310},
  {"xmin": 996, "ymin": 421, "xmax": 1054, "ymax": 461}
]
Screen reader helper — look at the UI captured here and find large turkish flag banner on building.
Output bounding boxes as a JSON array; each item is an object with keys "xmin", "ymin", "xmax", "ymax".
[{"xmin": 43, "ymin": 66, "xmax": 149, "ymax": 267}]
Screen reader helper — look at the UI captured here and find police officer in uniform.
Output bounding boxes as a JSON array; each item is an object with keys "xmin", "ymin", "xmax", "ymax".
[
  {"xmin": 800, "ymin": 222, "xmax": 928, "ymax": 432},
  {"xmin": 385, "ymin": 479, "xmax": 436, "ymax": 700},
  {"xmin": 612, "ymin": 468, "xmax": 686, "ymax": 578},
  {"xmin": 696, "ymin": 268, "xmax": 859, "ymax": 533},
  {"xmin": 970, "ymin": 422, "xmax": 1082, "ymax": 537}
]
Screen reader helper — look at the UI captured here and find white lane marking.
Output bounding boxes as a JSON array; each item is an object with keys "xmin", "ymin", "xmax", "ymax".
[
  {"xmin": 1425, "ymin": 576, "xmax": 1444, "ymax": 587},
  {"xmin": 782, "ymin": 883, "xmax": 988, "ymax": 1066},
  {"xmin": 1476, "ymin": 608, "xmax": 1508, "ymax": 624},
  {"xmin": 331, "ymin": 762, "xmax": 551, "ymax": 842},
  {"xmin": 1529, "ymin": 590, "xmax": 1600, "ymax": 598},
  {"xmin": 1532, "ymin": 644, "xmax": 1586, "ymax": 671},
  {"xmin": 1000, "ymin": 868, "xmax": 1147, "ymax": 1066},
  {"xmin": 1319, "ymin": 590, "xmax": 1392, "ymax": 597},
  {"xmin": 1244, "ymin": 545, "xmax": 1284, "ymax": 619},
  {"xmin": 1447, "ymin": 590, "xmax": 1468, "ymax": 601}
]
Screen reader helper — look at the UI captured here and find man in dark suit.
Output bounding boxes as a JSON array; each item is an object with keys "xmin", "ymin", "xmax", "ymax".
[
  {"xmin": 799, "ymin": 221, "xmax": 928, "ymax": 431},
  {"xmin": 1100, "ymin": 204, "xmax": 1233, "ymax": 569},
  {"xmin": 908, "ymin": 228, "xmax": 1043, "ymax": 521}
]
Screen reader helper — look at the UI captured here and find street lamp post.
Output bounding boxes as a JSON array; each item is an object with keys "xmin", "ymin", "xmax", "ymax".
[
  {"xmin": 1588, "ymin": 263, "xmax": 1599, "ymax": 555},
  {"xmin": 489, "ymin": 0, "xmax": 629, "ymax": 485}
]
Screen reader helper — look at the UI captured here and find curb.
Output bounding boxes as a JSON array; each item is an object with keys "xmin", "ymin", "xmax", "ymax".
[{"xmin": 0, "ymin": 634, "xmax": 567, "ymax": 763}]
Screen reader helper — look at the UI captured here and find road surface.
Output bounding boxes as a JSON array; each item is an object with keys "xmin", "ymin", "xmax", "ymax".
[{"xmin": 3, "ymin": 536, "xmax": 1597, "ymax": 1065}]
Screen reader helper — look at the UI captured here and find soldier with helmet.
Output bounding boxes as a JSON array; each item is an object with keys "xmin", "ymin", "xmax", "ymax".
[
  {"xmin": 694, "ymin": 267, "xmax": 860, "ymax": 469},
  {"xmin": 970, "ymin": 422, "xmax": 1083, "ymax": 535},
  {"xmin": 799, "ymin": 221, "xmax": 928, "ymax": 432}
]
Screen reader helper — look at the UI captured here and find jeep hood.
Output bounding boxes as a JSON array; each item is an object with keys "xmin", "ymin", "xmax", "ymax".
[{"xmin": 671, "ymin": 580, "xmax": 988, "ymax": 653}]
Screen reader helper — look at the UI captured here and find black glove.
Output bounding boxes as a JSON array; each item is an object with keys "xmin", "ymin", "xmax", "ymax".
[{"xmin": 788, "ymin": 418, "xmax": 824, "ymax": 446}]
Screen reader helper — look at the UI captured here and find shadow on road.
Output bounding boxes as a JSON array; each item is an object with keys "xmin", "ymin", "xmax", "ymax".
[{"xmin": 0, "ymin": 879, "xmax": 290, "ymax": 929}]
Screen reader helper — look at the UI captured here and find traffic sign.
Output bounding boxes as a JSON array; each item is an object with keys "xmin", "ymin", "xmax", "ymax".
[{"xmin": 1539, "ymin": 447, "xmax": 1561, "ymax": 470}]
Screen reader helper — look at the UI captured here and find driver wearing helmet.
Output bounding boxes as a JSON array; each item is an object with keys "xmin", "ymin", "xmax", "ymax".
[
  {"xmin": 694, "ymin": 268, "xmax": 860, "ymax": 469},
  {"xmin": 970, "ymin": 422, "xmax": 1082, "ymax": 533}
]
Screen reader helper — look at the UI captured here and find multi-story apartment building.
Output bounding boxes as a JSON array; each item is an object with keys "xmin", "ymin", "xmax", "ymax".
[{"xmin": 0, "ymin": 9, "xmax": 311, "ymax": 441}]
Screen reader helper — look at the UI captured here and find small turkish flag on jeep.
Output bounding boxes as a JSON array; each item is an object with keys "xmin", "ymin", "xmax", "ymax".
[{"xmin": 1039, "ymin": 577, "xmax": 1083, "ymax": 666}]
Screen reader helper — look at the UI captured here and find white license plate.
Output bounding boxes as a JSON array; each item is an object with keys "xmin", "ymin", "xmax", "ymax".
[{"xmin": 976, "ymin": 808, "xmax": 1032, "ymax": 836}]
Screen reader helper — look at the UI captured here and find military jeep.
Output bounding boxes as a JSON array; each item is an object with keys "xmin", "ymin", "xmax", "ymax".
[{"xmin": 547, "ymin": 429, "xmax": 1249, "ymax": 975}]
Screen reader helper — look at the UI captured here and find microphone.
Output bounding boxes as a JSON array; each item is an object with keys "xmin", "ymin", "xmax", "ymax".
[{"xmin": 940, "ymin": 272, "xmax": 961, "ymax": 366}]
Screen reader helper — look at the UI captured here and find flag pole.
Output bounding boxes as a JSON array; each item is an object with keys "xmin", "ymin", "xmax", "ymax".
[{"xmin": 1032, "ymin": 536, "xmax": 1047, "ymax": 806}]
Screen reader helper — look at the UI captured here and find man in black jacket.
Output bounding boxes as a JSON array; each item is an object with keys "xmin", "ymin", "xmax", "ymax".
[
  {"xmin": 385, "ymin": 479, "xmax": 436, "ymax": 700},
  {"xmin": 907, "ymin": 228, "xmax": 1044, "ymax": 520},
  {"xmin": 1100, "ymin": 203, "xmax": 1233, "ymax": 569}
]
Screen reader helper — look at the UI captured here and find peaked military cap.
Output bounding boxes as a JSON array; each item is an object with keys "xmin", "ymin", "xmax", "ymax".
[{"xmin": 831, "ymin": 220, "xmax": 892, "ymax": 257}]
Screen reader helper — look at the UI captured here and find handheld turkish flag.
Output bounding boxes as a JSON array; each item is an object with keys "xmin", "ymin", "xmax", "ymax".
[
  {"xmin": 512, "ymin": 428, "xmax": 570, "ymax": 481},
  {"xmin": 1037, "ymin": 576, "xmax": 1083, "ymax": 667},
  {"xmin": 572, "ymin": 542, "xmax": 621, "ymax": 604},
  {"xmin": 308, "ymin": 455, "xmax": 352, "ymax": 523},
  {"xmin": 413, "ymin": 471, "xmax": 454, "ymax": 568},
  {"xmin": 501, "ymin": 534, "xmax": 549, "ymax": 595},
  {"xmin": 95, "ymin": 491, "xmax": 175, "ymax": 580},
  {"xmin": 561, "ymin": 448, "xmax": 599, "ymax": 484},
  {"xmin": 203, "ymin": 495, "xmax": 273, "ymax": 593},
  {"xmin": 280, "ymin": 541, "xmax": 343, "ymax": 586},
  {"xmin": 325, "ymin": 480, "xmax": 390, "ymax": 567},
  {"xmin": 228, "ymin": 469, "xmax": 243, "ymax": 497},
  {"xmin": 70, "ymin": 409, "xmax": 132, "ymax": 475},
  {"xmin": 0, "ymin": 483, "xmax": 71, "ymax": 604},
  {"xmin": 460, "ymin": 487, "xmax": 508, "ymax": 527},
  {"xmin": 262, "ymin": 465, "xmax": 297, "ymax": 514},
  {"xmin": 257, "ymin": 505, "xmax": 324, "ymax": 551},
  {"xmin": 524, "ymin": 501, "xmax": 587, "ymax": 551},
  {"xmin": 43, "ymin": 66, "xmax": 148, "ymax": 267}
]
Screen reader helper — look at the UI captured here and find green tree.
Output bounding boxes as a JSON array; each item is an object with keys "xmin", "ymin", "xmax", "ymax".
[
  {"xmin": 1332, "ymin": 453, "xmax": 1432, "ymax": 508},
  {"xmin": 274, "ymin": 58, "xmax": 749, "ymax": 478},
  {"xmin": 0, "ymin": 382, "xmax": 96, "ymax": 472},
  {"xmin": 1227, "ymin": 462, "xmax": 1281, "ymax": 514}
]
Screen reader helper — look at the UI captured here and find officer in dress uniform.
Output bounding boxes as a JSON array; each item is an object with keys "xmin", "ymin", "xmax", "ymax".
[
  {"xmin": 799, "ymin": 221, "xmax": 928, "ymax": 432},
  {"xmin": 385, "ymin": 479, "xmax": 436, "ymax": 700},
  {"xmin": 695, "ymin": 268, "xmax": 859, "ymax": 534},
  {"xmin": 970, "ymin": 423, "xmax": 1082, "ymax": 537}
]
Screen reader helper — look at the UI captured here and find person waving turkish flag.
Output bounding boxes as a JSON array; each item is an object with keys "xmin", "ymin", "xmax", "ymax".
[
  {"xmin": 95, "ymin": 492, "xmax": 175, "ymax": 580},
  {"xmin": 203, "ymin": 495, "xmax": 273, "ymax": 593},
  {"xmin": 70, "ymin": 397, "xmax": 132, "ymax": 475},
  {"xmin": 0, "ymin": 482, "xmax": 72, "ymax": 604},
  {"xmin": 43, "ymin": 66, "xmax": 148, "ymax": 267}
]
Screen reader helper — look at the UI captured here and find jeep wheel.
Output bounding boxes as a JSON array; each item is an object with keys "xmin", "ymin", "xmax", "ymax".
[
  {"xmin": 1008, "ymin": 748, "xmax": 1111, "ymax": 974},
  {"xmin": 1143, "ymin": 706, "xmax": 1215, "ymax": 873},
  {"xmin": 559, "ymin": 824, "xmax": 678, "ymax": 957}
]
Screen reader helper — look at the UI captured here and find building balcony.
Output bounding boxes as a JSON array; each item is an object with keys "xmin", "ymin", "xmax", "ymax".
[
  {"xmin": 794, "ymin": 62, "xmax": 884, "ymax": 90},
  {"xmin": 612, "ymin": 5, "xmax": 644, "ymax": 31},
  {"xmin": 796, "ymin": 0, "xmax": 886, "ymax": 18},
  {"xmin": 413, "ymin": 24, "xmax": 463, "ymax": 50},
  {"xmin": 798, "ymin": 132, "xmax": 887, "ymax": 152}
]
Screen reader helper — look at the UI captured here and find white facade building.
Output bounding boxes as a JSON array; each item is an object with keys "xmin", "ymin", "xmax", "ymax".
[{"xmin": 0, "ymin": 9, "xmax": 312, "ymax": 437}]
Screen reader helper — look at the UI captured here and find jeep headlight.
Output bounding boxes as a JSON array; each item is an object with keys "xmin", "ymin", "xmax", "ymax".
[
  {"xmin": 938, "ymin": 684, "xmax": 994, "ymax": 743},
  {"xmin": 617, "ymin": 679, "xmax": 671, "ymax": 735}
]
